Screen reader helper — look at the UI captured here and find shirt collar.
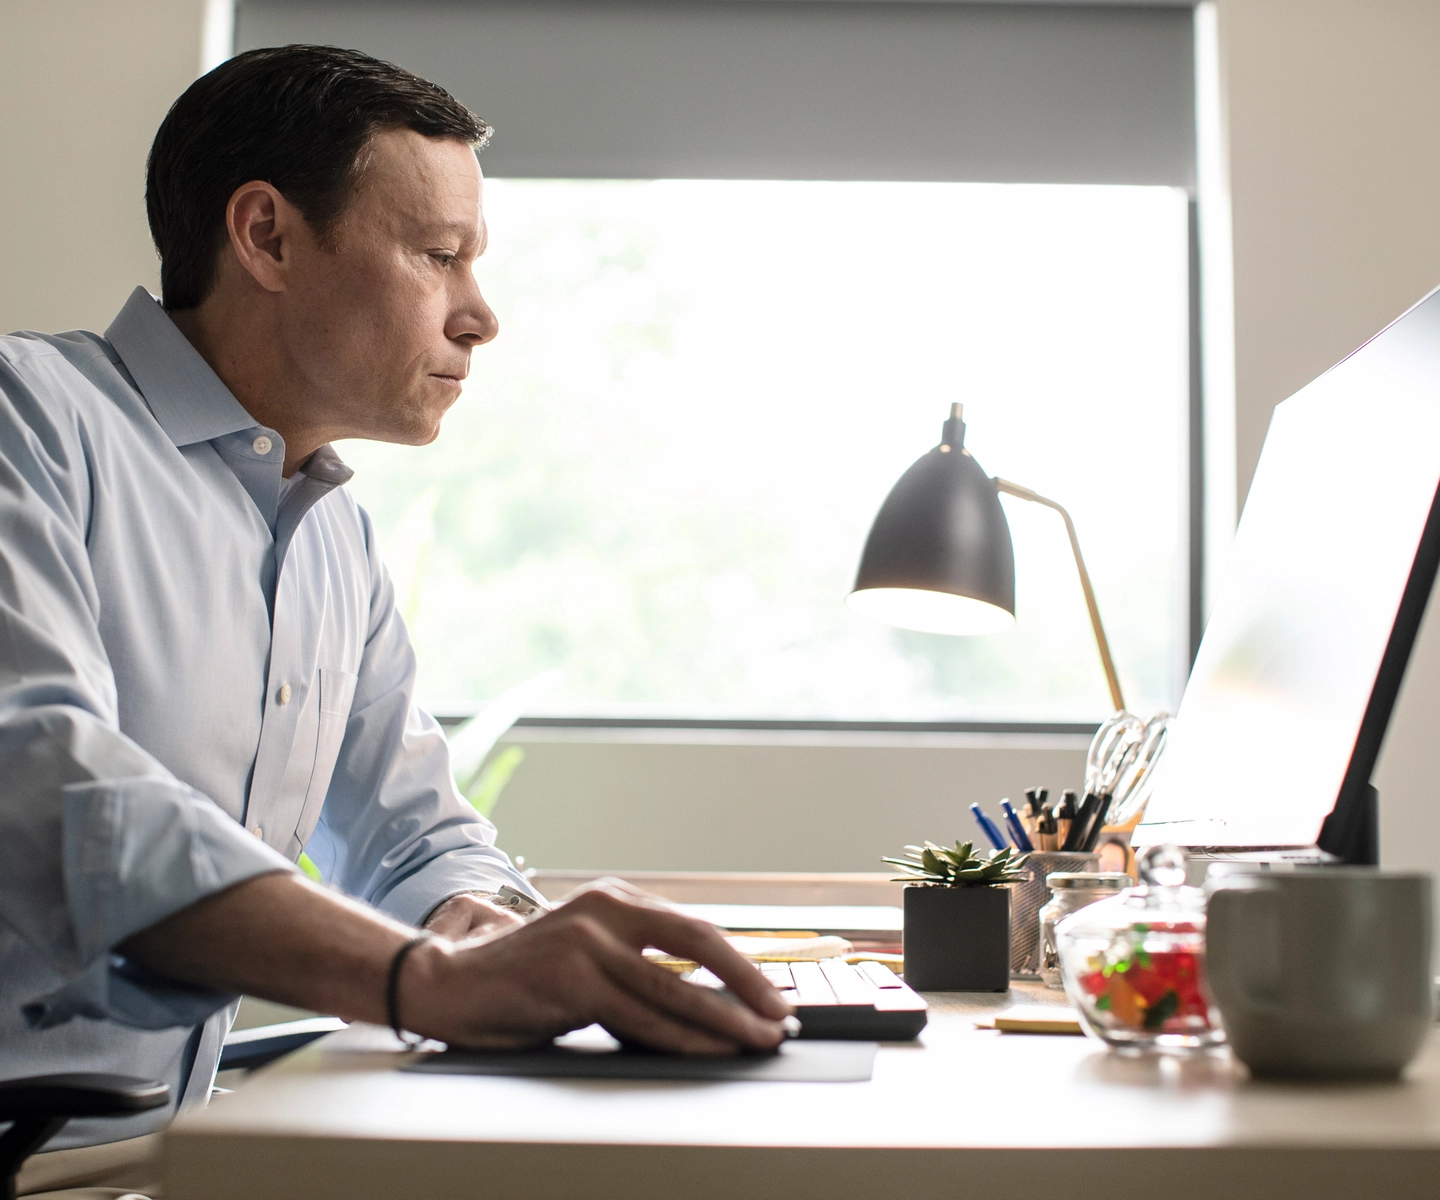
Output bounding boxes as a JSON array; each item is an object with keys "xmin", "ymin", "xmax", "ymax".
[
  {"xmin": 104, "ymin": 287, "xmax": 260, "ymax": 448},
  {"xmin": 299, "ymin": 443, "xmax": 355, "ymax": 488}
]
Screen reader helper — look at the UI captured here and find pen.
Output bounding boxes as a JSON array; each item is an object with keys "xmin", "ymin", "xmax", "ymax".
[
  {"xmin": 1037, "ymin": 805, "xmax": 1058, "ymax": 851},
  {"xmin": 998, "ymin": 798, "xmax": 1035, "ymax": 852},
  {"xmin": 1072, "ymin": 792, "xmax": 1104, "ymax": 853},
  {"xmin": 969, "ymin": 802, "xmax": 1009, "ymax": 851},
  {"xmin": 1033, "ymin": 789, "xmax": 1051, "ymax": 842},
  {"xmin": 1022, "ymin": 787, "xmax": 1041, "ymax": 836},
  {"xmin": 1023, "ymin": 787, "xmax": 1050, "ymax": 834},
  {"xmin": 1082, "ymin": 793, "xmax": 1113, "ymax": 852},
  {"xmin": 1077, "ymin": 789, "xmax": 1105, "ymax": 847},
  {"xmin": 1062, "ymin": 792, "xmax": 1098, "ymax": 852},
  {"xmin": 1055, "ymin": 789, "xmax": 1077, "ymax": 849}
]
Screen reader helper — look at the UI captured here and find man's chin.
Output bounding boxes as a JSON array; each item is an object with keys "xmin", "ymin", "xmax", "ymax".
[
  {"xmin": 364, "ymin": 396, "xmax": 456, "ymax": 447},
  {"xmin": 338, "ymin": 411, "xmax": 439, "ymax": 448},
  {"xmin": 367, "ymin": 419, "xmax": 444, "ymax": 448}
]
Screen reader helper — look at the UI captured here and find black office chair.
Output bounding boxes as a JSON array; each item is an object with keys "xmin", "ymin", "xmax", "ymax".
[
  {"xmin": 0, "ymin": 1074, "xmax": 169, "ymax": 1200},
  {"xmin": 0, "ymin": 1018, "xmax": 341, "ymax": 1199}
]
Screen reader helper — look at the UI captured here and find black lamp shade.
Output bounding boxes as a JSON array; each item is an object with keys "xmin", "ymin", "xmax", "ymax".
[{"xmin": 848, "ymin": 432, "xmax": 1016, "ymax": 636}]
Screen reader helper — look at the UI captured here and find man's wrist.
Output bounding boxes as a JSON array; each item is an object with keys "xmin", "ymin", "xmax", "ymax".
[
  {"xmin": 392, "ymin": 934, "xmax": 454, "ymax": 1042},
  {"xmin": 423, "ymin": 886, "xmax": 547, "ymax": 929},
  {"xmin": 482, "ymin": 885, "xmax": 548, "ymax": 918},
  {"xmin": 385, "ymin": 933, "xmax": 435, "ymax": 1044}
]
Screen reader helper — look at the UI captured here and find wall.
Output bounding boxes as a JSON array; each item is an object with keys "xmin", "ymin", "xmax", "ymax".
[
  {"xmin": 0, "ymin": 0, "xmax": 207, "ymax": 336},
  {"xmin": 1223, "ymin": 0, "xmax": 1440, "ymax": 506},
  {"xmin": 494, "ymin": 731, "xmax": 1088, "ymax": 872},
  {"xmin": 4, "ymin": 0, "xmax": 1440, "ymax": 887},
  {"xmin": 1217, "ymin": 0, "xmax": 1440, "ymax": 901}
]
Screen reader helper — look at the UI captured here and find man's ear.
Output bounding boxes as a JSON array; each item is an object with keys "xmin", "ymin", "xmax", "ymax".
[{"xmin": 224, "ymin": 181, "xmax": 302, "ymax": 294}]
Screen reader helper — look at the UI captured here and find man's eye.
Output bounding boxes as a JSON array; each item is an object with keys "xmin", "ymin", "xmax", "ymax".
[{"xmin": 431, "ymin": 252, "xmax": 458, "ymax": 267}]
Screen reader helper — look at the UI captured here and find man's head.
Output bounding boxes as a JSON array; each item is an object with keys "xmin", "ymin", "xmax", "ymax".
[{"xmin": 147, "ymin": 46, "xmax": 499, "ymax": 454}]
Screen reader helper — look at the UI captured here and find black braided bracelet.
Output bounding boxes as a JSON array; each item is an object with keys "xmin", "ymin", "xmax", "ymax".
[{"xmin": 385, "ymin": 932, "xmax": 435, "ymax": 1047}]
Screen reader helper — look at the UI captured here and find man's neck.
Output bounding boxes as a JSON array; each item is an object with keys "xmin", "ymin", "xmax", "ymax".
[{"xmin": 167, "ymin": 300, "xmax": 332, "ymax": 477}]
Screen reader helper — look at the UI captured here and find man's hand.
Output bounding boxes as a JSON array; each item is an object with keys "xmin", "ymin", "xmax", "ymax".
[
  {"xmin": 423, "ymin": 892, "xmax": 525, "ymax": 940},
  {"xmin": 118, "ymin": 873, "xmax": 792, "ymax": 1057},
  {"xmin": 403, "ymin": 879, "xmax": 793, "ymax": 1054}
]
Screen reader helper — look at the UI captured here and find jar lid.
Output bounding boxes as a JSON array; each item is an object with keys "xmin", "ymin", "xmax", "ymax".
[
  {"xmin": 1055, "ymin": 846, "xmax": 1207, "ymax": 938},
  {"xmin": 1046, "ymin": 871, "xmax": 1133, "ymax": 889}
]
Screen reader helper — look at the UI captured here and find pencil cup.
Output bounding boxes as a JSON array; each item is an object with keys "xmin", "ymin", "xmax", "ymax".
[{"xmin": 1009, "ymin": 851, "xmax": 1099, "ymax": 979}]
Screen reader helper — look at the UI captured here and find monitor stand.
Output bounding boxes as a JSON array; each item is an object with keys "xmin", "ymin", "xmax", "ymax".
[{"xmin": 1316, "ymin": 783, "xmax": 1380, "ymax": 865}]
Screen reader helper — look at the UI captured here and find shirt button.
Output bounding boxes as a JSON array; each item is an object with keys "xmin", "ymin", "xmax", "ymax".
[
  {"xmin": 277, "ymin": 683, "xmax": 292, "ymax": 706},
  {"xmin": 252, "ymin": 435, "xmax": 273, "ymax": 456},
  {"xmin": 252, "ymin": 826, "xmax": 264, "ymax": 839}
]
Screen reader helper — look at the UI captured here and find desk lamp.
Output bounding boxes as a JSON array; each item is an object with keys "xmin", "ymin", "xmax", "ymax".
[{"xmin": 847, "ymin": 403, "xmax": 1125, "ymax": 713}]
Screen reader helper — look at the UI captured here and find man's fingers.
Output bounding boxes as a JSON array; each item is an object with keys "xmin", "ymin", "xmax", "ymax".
[
  {"xmin": 563, "ymin": 889, "xmax": 792, "ymax": 1021},
  {"xmin": 429, "ymin": 897, "xmax": 795, "ymax": 1055},
  {"xmin": 459, "ymin": 918, "xmax": 748, "ymax": 1055},
  {"xmin": 585, "ymin": 978, "xmax": 745, "ymax": 1056},
  {"xmin": 581, "ymin": 922, "xmax": 788, "ymax": 1051}
]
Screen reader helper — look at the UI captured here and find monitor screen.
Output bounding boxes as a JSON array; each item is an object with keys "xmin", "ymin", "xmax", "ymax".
[{"xmin": 1135, "ymin": 287, "xmax": 1440, "ymax": 849}]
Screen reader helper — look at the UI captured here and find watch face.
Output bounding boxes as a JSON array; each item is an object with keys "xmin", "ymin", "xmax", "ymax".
[{"xmin": 494, "ymin": 886, "xmax": 545, "ymax": 915}]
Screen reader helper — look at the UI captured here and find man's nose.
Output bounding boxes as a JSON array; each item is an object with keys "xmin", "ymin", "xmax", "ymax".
[{"xmin": 449, "ymin": 273, "xmax": 499, "ymax": 347}]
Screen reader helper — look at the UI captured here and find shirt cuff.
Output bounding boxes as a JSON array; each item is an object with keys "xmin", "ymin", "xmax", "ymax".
[
  {"xmin": 62, "ymin": 776, "xmax": 297, "ymax": 964},
  {"xmin": 24, "ymin": 776, "xmax": 299, "ymax": 1029},
  {"xmin": 372, "ymin": 854, "xmax": 542, "ymax": 928}
]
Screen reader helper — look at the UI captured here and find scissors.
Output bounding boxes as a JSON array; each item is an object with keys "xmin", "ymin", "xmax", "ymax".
[{"xmin": 1085, "ymin": 709, "xmax": 1173, "ymax": 827}]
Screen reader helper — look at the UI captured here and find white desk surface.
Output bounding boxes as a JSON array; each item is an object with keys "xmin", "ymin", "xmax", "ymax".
[{"xmin": 167, "ymin": 982, "xmax": 1440, "ymax": 1200}]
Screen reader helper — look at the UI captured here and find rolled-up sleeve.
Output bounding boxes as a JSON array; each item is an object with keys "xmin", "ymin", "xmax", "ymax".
[
  {"xmin": 0, "ymin": 360, "xmax": 294, "ymax": 1029},
  {"xmin": 304, "ymin": 508, "xmax": 537, "ymax": 926}
]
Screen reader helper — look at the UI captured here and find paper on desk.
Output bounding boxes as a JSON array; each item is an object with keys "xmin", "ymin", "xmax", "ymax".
[
  {"xmin": 974, "ymin": 1005, "xmax": 1084, "ymax": 1035},
  {"xmin": 727, "ymin": 935, "xmax": 855, "ymax": 960},
  {"xmin": 676, "ymin": 903, "xmax": 903, "ymax": 934},
  {"xmin": 645, "ymin": 935, "xmax": 855, "ymax": 971}
]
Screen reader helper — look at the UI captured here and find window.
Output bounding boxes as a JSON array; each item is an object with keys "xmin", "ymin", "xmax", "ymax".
[
  {"xmin": 337, "ymin": 176, "xmax": 1188, "ymax": 721},
  {"xmin": 240, "ymin": 0, "xmax": 1200, "ymax": 725}
]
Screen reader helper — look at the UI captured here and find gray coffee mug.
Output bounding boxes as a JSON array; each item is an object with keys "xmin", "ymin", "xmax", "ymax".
[{"xmin": 1206, "ymin": 869, "xmax": 1433, "ymax": 1079}]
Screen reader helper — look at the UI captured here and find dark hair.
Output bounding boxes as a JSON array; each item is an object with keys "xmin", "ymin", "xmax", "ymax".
[{"xmin": 146, "ymin": 44, "xmax": 490, "ymax": 310}]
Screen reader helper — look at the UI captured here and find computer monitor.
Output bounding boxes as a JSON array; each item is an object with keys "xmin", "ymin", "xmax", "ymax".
[{"xmin": 1134, "ymin": 286, "xmax": 1440, "ymax": 858}]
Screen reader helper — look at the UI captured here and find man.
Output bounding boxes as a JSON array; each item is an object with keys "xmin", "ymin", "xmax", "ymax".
[{"xmin": 0, "ymin": 45, "xmax": 790, "ymax": 1198}]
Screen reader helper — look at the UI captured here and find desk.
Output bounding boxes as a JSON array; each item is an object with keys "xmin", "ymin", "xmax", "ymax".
[{"xmin": 167, "ymin": 982, "xmax": 1440, "ymax": 1200}]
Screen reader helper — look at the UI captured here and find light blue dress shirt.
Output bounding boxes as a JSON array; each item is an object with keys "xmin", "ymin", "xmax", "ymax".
[{"xmin": 0, "ymin": 288, "xmax": 534, "ymax": 1148}]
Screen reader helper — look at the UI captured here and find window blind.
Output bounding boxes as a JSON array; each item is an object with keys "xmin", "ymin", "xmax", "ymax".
[{"xmin": 234, "ymin": 1, "xmax": 1195, "ymax": 188}]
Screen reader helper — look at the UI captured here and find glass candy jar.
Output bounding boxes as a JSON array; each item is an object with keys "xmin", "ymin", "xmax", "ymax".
[
  {"xmin": 1038, "ymin": 872, "xmax": 1133, "ymax": 989},
  {"xmin": 1055, "ymin": 845, "xmax": 1223, "ymax": 1054}
]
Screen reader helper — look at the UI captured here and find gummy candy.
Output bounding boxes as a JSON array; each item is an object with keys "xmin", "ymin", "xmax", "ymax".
[{"xmin": 1076, "ymin": 922, "xmax": 1213, "ymax": 1035}]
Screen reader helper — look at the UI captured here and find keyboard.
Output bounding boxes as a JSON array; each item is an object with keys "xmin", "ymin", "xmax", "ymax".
[{"xmin": 690, "ymin": 959, "xmax": 928, "ymax": 1041}]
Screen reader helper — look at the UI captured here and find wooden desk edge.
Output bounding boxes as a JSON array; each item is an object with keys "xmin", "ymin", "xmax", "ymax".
[{"xmin": 165, "ymin": 1133, "xmax": 1440, "ymax": 1200}]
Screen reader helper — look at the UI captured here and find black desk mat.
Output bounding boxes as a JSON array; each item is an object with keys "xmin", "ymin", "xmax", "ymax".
[{"xmin": 404, "ymin": 1038, "xmax": 876, "ymax": 1082}]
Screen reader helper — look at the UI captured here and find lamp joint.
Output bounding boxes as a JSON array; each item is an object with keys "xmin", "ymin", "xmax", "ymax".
[{"xmin": 941, "ymin": 403, "xmax": 966, "ymax": 449}]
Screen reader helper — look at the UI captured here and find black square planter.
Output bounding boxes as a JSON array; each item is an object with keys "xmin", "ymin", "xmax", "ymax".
[{"xmin": 902, "ymin": 885, "xmax": 1011, "ymax": 992}]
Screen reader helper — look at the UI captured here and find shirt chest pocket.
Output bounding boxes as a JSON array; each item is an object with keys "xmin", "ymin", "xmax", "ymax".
[{"xmin": 286, "ymin": 666, "xmax": 358, "ymax": 858}]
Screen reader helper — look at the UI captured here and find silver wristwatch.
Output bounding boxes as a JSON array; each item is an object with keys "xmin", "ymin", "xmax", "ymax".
[{"xmin": 484, "ymin": 884, "xmax": 549, "ymax": 917}]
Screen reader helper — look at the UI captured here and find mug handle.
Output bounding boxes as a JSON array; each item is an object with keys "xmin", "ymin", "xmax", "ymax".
[{"xmin": 1206, "ymin": 885, "xmax": 1284, "ymax": 1012}]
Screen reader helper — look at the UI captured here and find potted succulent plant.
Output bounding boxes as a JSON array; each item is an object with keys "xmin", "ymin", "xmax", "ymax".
[{"xmin": 884, "ymin": 840, "xmax": 1030, "ymax": 992}]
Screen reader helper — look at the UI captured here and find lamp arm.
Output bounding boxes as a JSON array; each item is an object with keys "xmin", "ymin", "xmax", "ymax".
[{"xmin": 993, "ymin": 478, "xmax": 1126, "ymax": 713}]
